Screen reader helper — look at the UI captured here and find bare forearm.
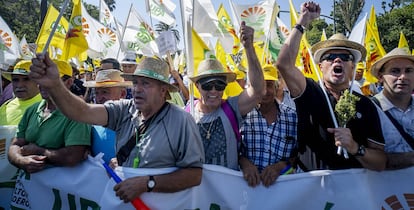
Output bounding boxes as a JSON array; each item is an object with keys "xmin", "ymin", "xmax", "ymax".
[
  {"xmin": 356, "ymin": 148, "xmax": 387, "ymax": 171},
  {"xmin": 42, "ymin": 145, "xmax": 89, "ymax": 167},
  {"xmin": 386, "ymin": 152, "xmax": 414, "ymax": 170},
  {"xmin": 152, "ymin": 167, "xmax": 202, "ymax": 193}
]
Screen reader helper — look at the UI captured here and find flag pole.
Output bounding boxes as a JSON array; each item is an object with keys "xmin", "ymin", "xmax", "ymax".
[
  {"xmin": 117, "ymin": 4, "xmax": 133, "ymax": 60},
  {"xmin": 41, "ymin": 0, "xmax": 70, "ymax": 55}
]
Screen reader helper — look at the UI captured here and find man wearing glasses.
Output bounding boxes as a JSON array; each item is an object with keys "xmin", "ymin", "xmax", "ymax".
[
  {"xmin": 188, "ymin": 21, "xmax": 265, "ymax": 170},
  {"xmin": 276, "ymin": 1, "xmax": 386, "ymax": 171}
]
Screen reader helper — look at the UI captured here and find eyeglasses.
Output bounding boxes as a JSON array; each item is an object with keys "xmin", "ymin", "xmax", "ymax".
[
  {"xmin": 200, "ymin": 81, "xmax": 227, "ymax": 91},
  {"xmin": 321, "ymin": 53, "xmax": 354, "ymax": 62}
]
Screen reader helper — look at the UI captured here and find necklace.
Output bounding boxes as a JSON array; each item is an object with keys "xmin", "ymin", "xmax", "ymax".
[{"xmin": 200, "ymin": 120, "xmax": 215, "ymax": 140}]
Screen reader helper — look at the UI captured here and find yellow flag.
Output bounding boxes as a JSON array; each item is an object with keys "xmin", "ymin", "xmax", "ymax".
[
  {"xmin": 215, "ymin": 40, "xmax": 243, "ymax": 98},
  {"xmin": 289, "ymin": 0, "xmax": 319, "ymax": 81},
  {"xmin": 365, "ymin": 6, "xmax": 386, "ymax": 83},
  {"xmin": 36, "ymin": 5, "xmax": 69, "ymax": 53},
  {"xmin": 398, "ymin": 31, "xmax": 410, "ymax": 54},
  {"xmin": 321, "ymin": 29, "xmax": 327, "ymax": 41},
  {"xmin": 217, "ymin": 4, "xmax": 240, "ymax": 54},
  {"xmin": 191, "ymin": 28, "xmax": 213, "ymax": 77},
  {"xmin": 61, "ymin": 0, "xmax": 89, "ymax": 61}
]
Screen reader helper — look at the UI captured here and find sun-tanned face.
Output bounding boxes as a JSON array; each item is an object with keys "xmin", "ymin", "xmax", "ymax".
[
  {"xmin": 11, "ymin": 75, "xmax": 39, "ymax": 100},
  {"xmin": 196, "ymin": 79, "xmax": 227, "ymax": 111},
  {"xmin": 95, "ymin": 87, "xmax": 126, "ymax": 104},
  {"xmin": 319, "ymin": 49, "xmax": 355, "ymax": 88},
  {"xmin": 131, "ymin": 77, "xmax": 168, "ymax": 118},
  {"xmin": 379, "ymin": 58, "xmax": 414, "ymax": 98}
]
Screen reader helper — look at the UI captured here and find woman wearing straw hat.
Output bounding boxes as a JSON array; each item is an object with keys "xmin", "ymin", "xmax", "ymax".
[
  {"xmin": 29, "ymin": 54, "xmax": 204, "ymax": 203},
  {"xmin": 276, "ymin": 2, "xmax": 386, "ymax": 171},
  {"xmin": 189, "ymin": 21, "xmax": 265, "ymax": 170},
  {"xmin": 370, "ymin": 48, "xmax": 414, "ymax": 169}
]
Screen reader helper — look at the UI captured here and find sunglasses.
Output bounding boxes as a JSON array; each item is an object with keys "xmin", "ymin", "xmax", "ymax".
[
  {"xmin": 200, "ymin": 81, "xmax": 227, "ymax": 91},
  {"xmin": 321, "ymin": 53, "xmax": 354, "ymax": 62}
]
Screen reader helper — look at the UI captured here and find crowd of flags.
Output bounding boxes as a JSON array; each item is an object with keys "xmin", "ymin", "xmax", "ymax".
[{"xmin": 0, "ymin": 0, "xmax": 412, "ymax": 92}]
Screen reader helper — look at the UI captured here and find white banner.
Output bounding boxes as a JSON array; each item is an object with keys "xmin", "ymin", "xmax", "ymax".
[
  {"xmin": 1, "ymin": 154, "xmax": 413, "ymax": 209},
  {"xmin": 0, "ymin": 126, "xmax": 17, "ymax": 210}
]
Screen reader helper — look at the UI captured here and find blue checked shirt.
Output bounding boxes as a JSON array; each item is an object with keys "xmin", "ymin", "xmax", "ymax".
[{"xmin": 241, "ymin": 98, "xmax": 298, "ymax": 172}]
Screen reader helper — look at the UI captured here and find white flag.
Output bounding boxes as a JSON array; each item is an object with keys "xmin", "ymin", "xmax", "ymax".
[
  {"xmin": 122, "ymin": 6, "xmax": 158, "ymax": 56},
  {"xmin": 19, "ymin": 35, "xmax": 34, "ymax": 59},
  {"xmin": 82, "ymin": 3, "xmax": 121, "ymax": 59},
  {"xmin": 230, "ymin": 0, "xmax": 278, "ymax": 42},
  {"xmin": 0, "ymin": 16, "xmax": 19, "ymax": 66},
  {"xmin": 148, "ymin": 0, "xmax": 176, "ymax": 26},
  {"xmin": 349, "ymin": 13, "xmax": 367, "ymax": 45},
  {"xmin": 99, "ymin": 0, "xmax": 117, "ymax": 31}
]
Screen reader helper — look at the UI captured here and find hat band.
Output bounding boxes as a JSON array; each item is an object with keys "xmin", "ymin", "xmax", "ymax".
[
  {"xmin": 136, "ymin": 69, "xmax": 168, "ymax": 82},
  {"xmin": 199, "ymin": 69, "xmax": 227, "ymax": 75},
  {"xmin": 13, "ymin": 68, "xmax": 29, "ymax": 74},
  {"xmin": 96, "ymin": 80, "xmax": 123, "ymax": 83}
]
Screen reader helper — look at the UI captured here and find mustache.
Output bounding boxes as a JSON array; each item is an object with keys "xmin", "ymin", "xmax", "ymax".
[{"xmin": 14, "ymin": 87, "xmax": 27, "ymax": 92}]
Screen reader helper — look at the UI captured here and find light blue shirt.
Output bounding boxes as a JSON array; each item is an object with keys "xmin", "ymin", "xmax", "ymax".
[{"xmin": 92, "ymin": 125, "xmax": 116, "ymax": 163}]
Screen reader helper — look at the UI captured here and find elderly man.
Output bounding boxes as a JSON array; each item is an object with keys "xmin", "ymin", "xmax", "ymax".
[
  {"xmin": 8, "ymin": 59, "xmax": 91, "ymax": 173},
  {"xmin": 0, "ymin": 60, "xmax": 42, "ymax": 125},
  {"xmin": 370, "ymin": 48, "xmax": 414, "ymax": 169},
  {"xmin": 276, "ymin": 1, "xmax": 386, "ymax": 171},
  {"xmin": 83, "ymin": 69, "xmax": 132, "ymax": 163},
  {"xmin": 30, "ymin": 54, "xmax": 204, "ymax": 203}
]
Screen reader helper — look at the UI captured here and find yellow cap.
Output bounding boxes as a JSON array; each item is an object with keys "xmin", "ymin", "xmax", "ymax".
[
  {"xmin": 235, "ymin": 70, "xmax": 246, "ymax": 80},
  {"xmin": 263, "ymin": 64, "xmax": 278, "ymax": 81},
  {"xmin": 2, "ymin": 60, "xmax": 32, "ymax": 81},
  {"xmin": 54, "ymin": 59, "xmax": 72, "ymax": 77}
]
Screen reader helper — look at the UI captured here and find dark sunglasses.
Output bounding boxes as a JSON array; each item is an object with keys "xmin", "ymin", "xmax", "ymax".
[
  {"xmin": 321, "ymin": 53, "xmax": 354, "ymax": 62},
  {"xmin": 201, "ymin": 81, "xmax": 227, "ymax": 91}
]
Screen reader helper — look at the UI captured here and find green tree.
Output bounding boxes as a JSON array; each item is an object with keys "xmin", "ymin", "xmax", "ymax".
[
  {"xmin": 332, "ymin": 0, "xmax": 365, "ymax": 35},
  {"xmin": 305, "ymin": 18, "xmax": 335, "ymax": 45},
  {"xmin": 377, "ymin": 2, "xmax": 414, "ymax": 51},
  {"xmin": 154, "ymin": 22, "xmax": 181, "ymax": 45}
]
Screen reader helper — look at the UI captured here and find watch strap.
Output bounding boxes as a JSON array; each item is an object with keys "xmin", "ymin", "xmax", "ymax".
[{"xmin": 147, "ymin": 175, "xmax": 155, "ymax": 192}]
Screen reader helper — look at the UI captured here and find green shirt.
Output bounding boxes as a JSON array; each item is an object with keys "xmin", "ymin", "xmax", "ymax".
[
  {"xmin": 16, "ymin": 100, "xmax": 91, "ymax": 148},
  {"xmin": 0, "ymin": 94, "xmax": 42, "ymax": 126}
]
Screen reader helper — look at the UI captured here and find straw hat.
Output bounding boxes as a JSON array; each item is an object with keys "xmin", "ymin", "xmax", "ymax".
[
  {"xmin": 311, "ymin": 33, "xmax": 366, "ymax": 63},
  {"xmin": 2, "ymin": 60, "xmax": 31, "ymax": 81},
  {"xmin": 263, "ymin": 64, "xmax": 278, "ymax": 81},
  {"xmin": 122, "ymin": 57, "xmax": 178, "ymax": 92},
  {"xmin": 84, "ymin": 69, "xmax": 132, "ymax": 88},
  {"xmin": 189, "ymin": 58, "xmax": 236, "ymax": 83},
  {"xmin": 370, "ymin": 48, "xmax": 414, "ymax": 79}
]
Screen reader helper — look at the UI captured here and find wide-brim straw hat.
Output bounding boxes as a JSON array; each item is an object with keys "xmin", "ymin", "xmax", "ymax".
[
  {"xmin": 189, "ymin": 58, "xmax": 236, "ymax": 83},
  {"xmin": 311, "ymin": 33, "xmax": 366, "ymax": 63},
  {"xmin": 122, "ymin": 57, "xmax": 178, "ymax": 92},
  {"xmin": 370, "ymin": 48, "xmax": 414, "ymax": 79},
  {"xmin": 84, "ymin": 69, "xmax": 132, "ymax": 88},
  {"xmin": 2, "ymin": 60, "xmax": 32, "ymax": 81}
]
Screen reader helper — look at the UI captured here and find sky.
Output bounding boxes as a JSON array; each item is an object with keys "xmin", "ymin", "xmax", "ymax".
[{"xmin": 83, "ymin": 0, "xmax": 390, "ymax": 49}]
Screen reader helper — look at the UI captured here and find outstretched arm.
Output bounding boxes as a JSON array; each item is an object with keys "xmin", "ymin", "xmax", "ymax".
[
  {"xmin": 238, "ymin": 21, "xmax": 265, "ymax": 116},
  {"xmin": 30, "ymin": 53, "xmax": 108, "ymax": 126},
  {"xmin": 276, "ymin": 1, "xmax": 321, "ymax": 97}
]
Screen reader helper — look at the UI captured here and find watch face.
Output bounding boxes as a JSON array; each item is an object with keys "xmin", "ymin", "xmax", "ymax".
[{"xmin": 148, "ymin": 180, "xmax": 155, "ymax": 188}]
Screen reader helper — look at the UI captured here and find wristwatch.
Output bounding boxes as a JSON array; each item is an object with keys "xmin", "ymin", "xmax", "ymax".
[
  {"xmin": 147, "ymin": 175, "xmax": 156, "ymax": 192},
  {"xmin": 354, "ymin": 144, "xmax": 366, "ymax": 157}
]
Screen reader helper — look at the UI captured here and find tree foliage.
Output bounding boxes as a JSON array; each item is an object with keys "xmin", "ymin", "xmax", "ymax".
[
  {"xmin": 154, "ymin": 22, "xmax": 181, "ymax": 45},
  {"xmin": 0, "ymin": 0, "xmax": 116, "ymax": 43},
  {"xmin": 332, "ymin": 0, "xmax": 365, "ymax": 35},
  {"xmin": 377, "ymin": 2, "xmax": 414, "ymax": 52}
]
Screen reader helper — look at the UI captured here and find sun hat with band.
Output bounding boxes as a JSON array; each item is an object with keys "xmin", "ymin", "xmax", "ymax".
[
  {"xmin": 190, "ymin": 58, "xmax": 236, "ymax": 85},
  {"xmin": 2, "ymin": 60, "xmax": 32, "ymax": 81},
  {"xmin": 370, "ymin": 48, "xmax": 414, "ymax": 79},
  {"xmin": 311, "ymin": 33, "xmax": 367, "ymax": 63},
  {"xmin": 122, "ymin": 57, "xmax": 178, "ymax": 92},
  {"xmin": 83, "ymin": 69, "xmax": 132, "ymax": 88}
]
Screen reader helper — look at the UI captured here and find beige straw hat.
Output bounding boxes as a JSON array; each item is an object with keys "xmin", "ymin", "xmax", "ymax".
[
  {"xmin": 189, "ymin": 58, "xmax": 236, "ymax": 83},
  {"xmin": 370, "ymin": 48, "xmax": 414, "ymax": 79},
  {"xmin": 122, "ymin": 57, "xmax": 178, "ymax": 92},
  {"xmin": 311, "ymin": 33, "xmax": 366, "ymax": 63},
  {"xmin": 83, "ymin": 69, "xmax": 132, "ymax": 88}
]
